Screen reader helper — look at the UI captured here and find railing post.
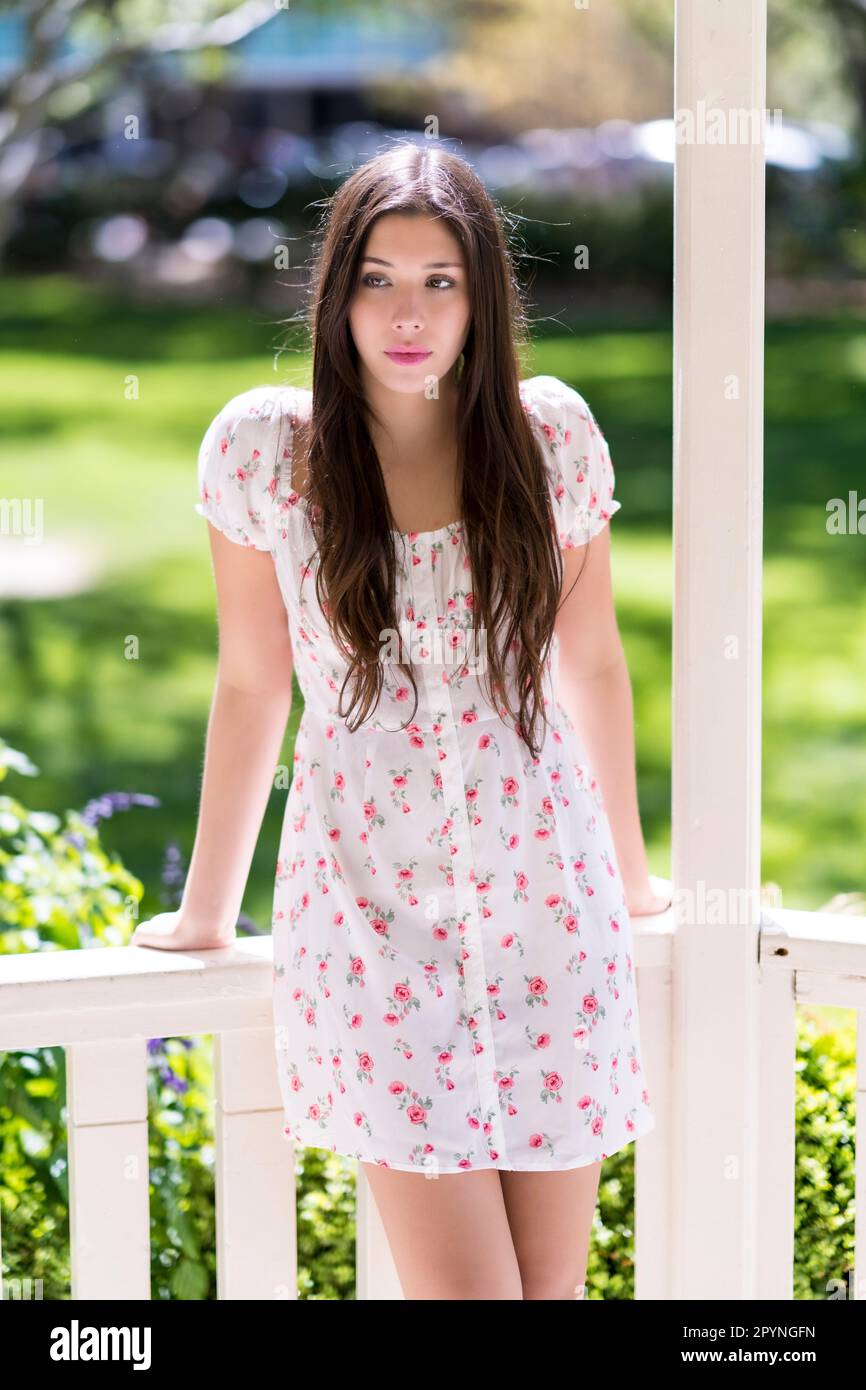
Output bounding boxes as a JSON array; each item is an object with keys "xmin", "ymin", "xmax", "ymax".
[
  {"xmin": 634, "ymin": 949, "xmax": 673, "ymax": 1299},
  {"xmin": 67, "ymin": 1038, "xmax": 151, "ymax": 1300},
  {"xmin": 756, "ymin": 916, "xmax": 796, "ymax": 1298},
  {"xmin": 213, "ymin": 1027, "xmax": 298, "ymax": 1300},
  {"xmin": 355, "ymin": 1167, "xmax": 405, "ymax": 1300}
]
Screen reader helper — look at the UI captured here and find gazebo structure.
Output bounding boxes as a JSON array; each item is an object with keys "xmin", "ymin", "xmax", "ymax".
[{"xmin": 1, "ymin": 0, "xmax": 864, "ymax": 1301}]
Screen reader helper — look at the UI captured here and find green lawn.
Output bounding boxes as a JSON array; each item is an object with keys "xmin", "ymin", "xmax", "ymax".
[{"xmin": 1, "ymin": 274, "xmax": 864, "ymax": 929}]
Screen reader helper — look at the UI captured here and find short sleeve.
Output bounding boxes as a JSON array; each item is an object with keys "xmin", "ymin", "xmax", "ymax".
[
  {"xmin": 194, "ymin": 386, "xmax": 290, "ymax": 552},
  {"xmin": 520, "ymin": 374, "xmax": 621, "ymax": 548}
]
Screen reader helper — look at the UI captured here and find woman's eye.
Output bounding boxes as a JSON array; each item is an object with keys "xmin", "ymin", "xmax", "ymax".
[{"xmin": 359, "ymin": 273, "xmax": 457, "ymax": 290}]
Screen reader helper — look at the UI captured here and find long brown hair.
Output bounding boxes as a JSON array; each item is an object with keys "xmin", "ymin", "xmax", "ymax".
[{"xmin": 297, "ymin": 142, "xmax": 571, "ymax": 760}]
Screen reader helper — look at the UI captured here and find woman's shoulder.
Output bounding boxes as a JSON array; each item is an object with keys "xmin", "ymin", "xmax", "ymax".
[
  {"xmin": 519, "ymin": 374, "xmax": 620, "ymax": 546},
  {"xmin": 205, "ymin": 382, "xmax": 311, "ymax": 435},
  {"xmin": 195, "ymin": 382, "xmax": 313, "ymax": 549},
  {"xmin": 519, "ymin": 373, "xmax": 592, "ymax": 423},
  {"xmin": 519, "ymin": 373, "xmax": 607, "ymax": 453},
  {"xmin": 204, "ymin": 380, "xmax": 313, "ymax": 492}
]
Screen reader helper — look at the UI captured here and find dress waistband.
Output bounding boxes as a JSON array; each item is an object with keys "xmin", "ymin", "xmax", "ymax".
[{"xmin": 298, "ymin": 702, "xmax": 510, "ymax": 735}]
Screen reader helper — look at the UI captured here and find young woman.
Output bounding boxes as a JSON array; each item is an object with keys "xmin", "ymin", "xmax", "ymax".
[{"xmin": 132, "ymin": 142, "xmax": 670, "ymax": 1300}]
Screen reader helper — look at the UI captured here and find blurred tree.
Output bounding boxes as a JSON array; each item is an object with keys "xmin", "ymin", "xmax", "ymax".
[
  {"xmin": 800, "ymin": 0, "xmax": 866, "ymax": 131},
  {"xmin": 1, "ymin": 0, "xmax": 860, "ymax": 273},
  {"xmin": 0, "ymin": 0, "xmax": 281, "ymax": 263},
  {"xmin": 622, "ymin": 0, "xmax": 859, "ymax": 134},
  {"xmin": 373, "ymin": 0, "xmax": 858, "ymax": 140},
  {"xmin": 383, "ymin": 0, "xmax": 672, "ymax": 134}
]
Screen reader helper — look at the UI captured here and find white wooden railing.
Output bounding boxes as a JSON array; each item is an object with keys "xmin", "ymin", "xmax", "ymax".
[
  {"xmin": 641, "ymin": 902, "xmax": 866, "ymax": 1301},
  {"xmin": 1, "ymin": 903, "xmax": 863, "ymax": 1299},
  {"xmin": 757, "ymin": 907, "xmax": 866, "ymax": 1303}
]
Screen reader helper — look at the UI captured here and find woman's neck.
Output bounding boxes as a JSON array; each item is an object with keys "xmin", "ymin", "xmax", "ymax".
[{"xmin": 360, "ymin": 369, "xmax": 462, "ymax": 531}]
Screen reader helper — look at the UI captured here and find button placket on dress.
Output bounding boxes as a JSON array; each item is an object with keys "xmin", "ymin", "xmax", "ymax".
[{"xmin": 407, "ymin": 539, "xmax": 511, "ymax": 1166}]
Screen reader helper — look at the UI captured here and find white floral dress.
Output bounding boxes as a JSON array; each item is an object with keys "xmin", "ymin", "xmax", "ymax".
[{"xmin": 195, "ymin": 374, "xmax": 656, "ymax": 1173}]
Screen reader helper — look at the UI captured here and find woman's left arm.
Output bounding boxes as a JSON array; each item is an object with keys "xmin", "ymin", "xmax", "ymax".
[{"xmin": 554, "ymin": 524, "xmax": 670, "ymax": 917}]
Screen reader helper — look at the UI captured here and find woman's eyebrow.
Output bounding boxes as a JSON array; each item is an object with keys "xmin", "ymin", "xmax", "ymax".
[{"xmin": 361, "ymin": 256, "xmax": 462, "ymax": 269}]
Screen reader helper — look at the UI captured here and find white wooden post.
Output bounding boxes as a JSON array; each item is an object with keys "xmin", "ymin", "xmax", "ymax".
[
  {"xmin": 634, "ymin": 932, "xmax": 674, "ymax": 1299},
  {"xmin": 67, "ymin": 1039, "xmax": 151, "ymax": 1299},
  {"xmin": 213, "ymin": 1027, "xmax": 298, "ymax": 1300},
  {"xmin": 756, "ymin": 920, "xmax": 796, "ymax": 1298},
  {"xmin": 355, "ymin": 1168, "xmax": 405, "ymax": 1300},
  {"xmin": 671, "ymin": 0, "xmax": 768, "ymax": 1296}
]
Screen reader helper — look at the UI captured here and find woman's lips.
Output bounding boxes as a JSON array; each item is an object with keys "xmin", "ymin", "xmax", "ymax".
[{"xmin": 384, "ymin": 350, "xmax": 432, "ymax": 365}]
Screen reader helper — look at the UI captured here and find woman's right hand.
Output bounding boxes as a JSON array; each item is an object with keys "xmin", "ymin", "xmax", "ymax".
[{"xmin": 130, "ymin": 910, "xmax": 236, "ymax": 952}]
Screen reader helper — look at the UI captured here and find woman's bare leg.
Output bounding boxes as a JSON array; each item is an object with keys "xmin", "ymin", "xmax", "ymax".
[
  {"xmin": 499, "ymin": 1162, "xmax": 602, "ymax": 1299},
  {"xmin": 360, "ymin": 1163, "xmax": 524, "ymax": 1300}
]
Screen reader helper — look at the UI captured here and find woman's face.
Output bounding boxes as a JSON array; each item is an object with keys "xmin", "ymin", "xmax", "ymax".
[{"xmin": 348, "ymin": 212, "xmax": 471, "ymax": 395}]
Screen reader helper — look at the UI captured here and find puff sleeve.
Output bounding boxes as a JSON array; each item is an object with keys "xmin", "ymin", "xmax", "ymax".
[
  {"xmin": 194, "ymin": 386, "xmax": 287, "ymax": 552},
  {"xmin": 521, "ymin": 374, "xmax": 621, "ymax": 548}
]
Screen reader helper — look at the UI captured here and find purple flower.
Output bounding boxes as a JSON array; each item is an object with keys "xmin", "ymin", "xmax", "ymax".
[
  {"xmin": 80, "ymin": 791, "xmax": 161, "ymax": 827},
  {"xmin": 236, "ymin": 911, "xmax": 262, "ymax": 937},
  {"xmin": 159, "ymin": 1064, "xmax": 188, "ymax": 1095},
  {"xmin": 160, "ymin": 841, "xmax": 187, "ymax": 906}
]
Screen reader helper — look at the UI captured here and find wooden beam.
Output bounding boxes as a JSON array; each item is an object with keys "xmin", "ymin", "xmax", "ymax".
[{"xmin": 671, "ymin": 0, "xmax": 768, "ymax": 1298}]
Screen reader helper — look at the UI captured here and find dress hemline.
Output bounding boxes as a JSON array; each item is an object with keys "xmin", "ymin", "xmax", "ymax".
[{"xmin": 280, "ymin": 1111, "xmax": 657, "ymax": 1175}]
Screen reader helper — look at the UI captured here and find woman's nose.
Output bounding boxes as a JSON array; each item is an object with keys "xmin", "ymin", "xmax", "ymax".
[{"xmin": 392, "ymin": 301, "xmax": 423, "ymax": 332}]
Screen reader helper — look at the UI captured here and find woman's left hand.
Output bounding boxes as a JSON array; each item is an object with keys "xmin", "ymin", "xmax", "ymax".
[{"xmin": 626, "ymin": 875, "xmax": 673, "ymax": 917}]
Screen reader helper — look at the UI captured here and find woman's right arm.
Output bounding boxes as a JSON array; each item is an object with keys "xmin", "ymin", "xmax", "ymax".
[{"xmin": 131, "ymin": 523, "xmax": 294, "ymax": 949}]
